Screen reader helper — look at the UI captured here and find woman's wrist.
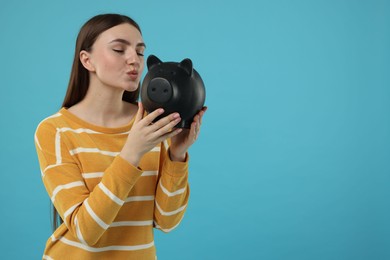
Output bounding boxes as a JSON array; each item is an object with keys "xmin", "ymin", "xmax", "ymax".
[
  {"xmin": 120, "ymin": 150, "xmax": 141, "ymax": 167},
  {"xmin": 168, "ymin": 149, "xmax": 186, "ymax": 162}
]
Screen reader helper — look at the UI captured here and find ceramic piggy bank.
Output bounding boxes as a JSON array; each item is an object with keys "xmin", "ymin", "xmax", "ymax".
[{"xmin": 141, "ymin": 55, "xmax": 206, "ymax": 128}]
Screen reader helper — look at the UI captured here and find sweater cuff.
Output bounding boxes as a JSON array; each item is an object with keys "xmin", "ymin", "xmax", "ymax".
[
  {"xmin": 163, "ymin": 152, "xmax": 189, "ymax": 177},
  {"xmin": 110, "ymin": 155, "xmax": 143, "ymax": 185}
]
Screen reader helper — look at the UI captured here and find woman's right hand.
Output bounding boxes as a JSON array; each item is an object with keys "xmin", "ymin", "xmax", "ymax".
[{"xmin": 120, "ymin": 103, "xmax": 183, "ymax": 166}]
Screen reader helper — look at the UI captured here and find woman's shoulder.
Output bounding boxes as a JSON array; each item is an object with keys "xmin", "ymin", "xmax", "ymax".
[
  {"xmin": 35, "ymin": 109, "xmax": 69, "ymax": 133},
  {"xmin": 34, "ymin": 110, "xmax": 65, "ymax": 148}
]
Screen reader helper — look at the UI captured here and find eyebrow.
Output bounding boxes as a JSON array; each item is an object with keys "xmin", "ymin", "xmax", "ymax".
[{"xmin": 109, "ymin": 38, "xmax": 146, "ymax": 48}]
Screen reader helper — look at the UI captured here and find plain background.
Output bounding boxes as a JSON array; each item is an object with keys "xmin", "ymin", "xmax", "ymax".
[{"xmin": 1, "ymin": 0, "xmax": 389, "ymax": 259}]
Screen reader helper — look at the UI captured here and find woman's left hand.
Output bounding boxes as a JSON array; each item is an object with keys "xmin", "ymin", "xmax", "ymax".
[{"xmin": 169, "ymin": 107, "xmax": 207, "ymax": 161}]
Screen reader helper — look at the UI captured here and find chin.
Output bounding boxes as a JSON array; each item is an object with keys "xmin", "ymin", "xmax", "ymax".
[{"xmin": 122, "ymin": 82, "xmax": 140, "ymax": 92}]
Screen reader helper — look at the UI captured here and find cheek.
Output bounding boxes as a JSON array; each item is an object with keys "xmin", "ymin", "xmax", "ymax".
[
  {"xmin": 139, "ymin": 62, "xmax": 145, "ymax": 73},
  {"xmin": 95, "ymin": 51, "xmax": 122, "ymax": 72},
  {"xmin": 104, "ymin": 56, "xmax": 122, "ymax": 70}
]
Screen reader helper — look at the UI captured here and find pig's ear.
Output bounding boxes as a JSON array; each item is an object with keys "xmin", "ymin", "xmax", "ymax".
[
  {"xmin": 147, "ymin": 55, "xmax": 162, "ymax": 69},
  {"xmin": 179, "ymin": 58, "xmax": 193, "ymax": 76}
]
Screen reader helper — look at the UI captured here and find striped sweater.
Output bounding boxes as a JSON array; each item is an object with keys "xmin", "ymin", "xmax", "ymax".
[{"xmin": 34, "ymin": 107, "xmax": 190, "ymax": 259}]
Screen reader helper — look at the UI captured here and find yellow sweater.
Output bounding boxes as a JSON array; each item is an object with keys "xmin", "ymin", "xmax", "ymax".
[{"xmin": 34, "ymin": 108, "xmax": 190, "ymax": 260}]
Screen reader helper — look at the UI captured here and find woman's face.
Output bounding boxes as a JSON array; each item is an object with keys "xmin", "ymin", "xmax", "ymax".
[{"xmin": 85, "ymin": 23, "xmax": 145, "ymax": 92}]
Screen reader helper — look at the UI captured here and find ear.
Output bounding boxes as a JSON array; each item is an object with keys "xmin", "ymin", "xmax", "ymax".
[
  {"xmin": 79, "ymin": 50, "xmax": 95, "ymax": 72},
  {"xmin": 179, "ymin": 58, "xmax": 193, "ymax": 76},
  {"xmin": 147, "ymin": 55, "xmax": 162, "ymax": 70}
]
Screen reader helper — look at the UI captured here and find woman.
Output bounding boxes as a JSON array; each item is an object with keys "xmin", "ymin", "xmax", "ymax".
[{"xmin": 35, "ymin": 13, "xmax": 206, "ymax": 259}]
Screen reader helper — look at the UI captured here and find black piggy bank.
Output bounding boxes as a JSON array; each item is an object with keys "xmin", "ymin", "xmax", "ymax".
[{"xmin": 141, "ymin": 55, "xmax": 206, "ymax": 128}]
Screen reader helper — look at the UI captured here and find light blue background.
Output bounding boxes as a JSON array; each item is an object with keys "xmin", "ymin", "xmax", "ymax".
[{"xmin": 1, "ymin": 0, "xmax": 389, "ymax": 259}]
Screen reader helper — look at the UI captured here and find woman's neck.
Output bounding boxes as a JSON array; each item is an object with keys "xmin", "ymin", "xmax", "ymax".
[{"xmin": 68, "ymin": 80, "xmax": 137, "ymax": 128}]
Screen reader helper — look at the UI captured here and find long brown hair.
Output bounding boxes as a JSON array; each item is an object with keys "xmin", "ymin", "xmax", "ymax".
[
  {"xmin": 62, "ymin": 13, "xmax": 142, "ymax": 108},
  {"xmin": 53, "ymin": 13, "xmax": 142, "ymax": 231}
]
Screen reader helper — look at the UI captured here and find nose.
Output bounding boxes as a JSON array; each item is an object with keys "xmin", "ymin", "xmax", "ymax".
[{"xmin": 126, "ymin": 49, "xmax": 140, "ymax": 67}]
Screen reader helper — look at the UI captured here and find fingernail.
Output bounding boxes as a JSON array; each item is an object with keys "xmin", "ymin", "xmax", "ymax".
[
  {"xmin": 175, "ymin": 113, "xmax": 181, "ymax": 118},
  {"xmin": 158, "ymin": 109, "xmax": 164, "ymax": 113}
]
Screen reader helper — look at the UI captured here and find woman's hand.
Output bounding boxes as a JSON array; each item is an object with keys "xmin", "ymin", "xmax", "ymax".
[
  {"xmin": 120, "ymin": 103, "xmax": 183, "ymax": 166},
  {"xmin": 169, "ymin": 107, "xmax": 207, "ymax": 162}
]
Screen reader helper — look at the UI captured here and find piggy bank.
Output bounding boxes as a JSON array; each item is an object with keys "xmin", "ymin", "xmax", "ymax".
[{"xmin": 140, "ymin": 55, "xmax": 206, "ymax": 128}]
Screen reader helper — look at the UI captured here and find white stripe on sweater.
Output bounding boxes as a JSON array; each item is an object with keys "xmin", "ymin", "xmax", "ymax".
[
  {"xmin": 70, "ymin": 146, "xmax": 160, "ymax": 156},
  {"xmin": 58, "ymin": 127, "xmax": 101, "ymax": 134},
  {"xmin": 34, "ymin": 134, "xmax": 42, "ymax": 152},
  {"xmin": 69, "ymin": 148, "xmax": 119, "ymax": 157},
  {"xmin": 64, "ymin": 202, "xmax": 82, "ymax": 227},
  {"xmin": 110, "ymin": 220, "xmax": 153, "ymax": 227},
  {"xmin": 55, "ymin": 128, "xmax": 62, "ymax": 164},
  {"xmin": 151, "ymin": 146, "xmax": 161, "ymax": 152},
  {"xmin": 154, "ymin": 215, "xmax": 184, "ymax": 232},
  {"xmin": 154, "ymin": 222, "xmax": 179, "ymax": 233},
  {"xmin": 42, "ymin": 163, "xmax": 74, "ymax": 178},
  {"xmin": 98, "ymin": 183, "xmax": 124, "ymax": 206},
  {"xmin": 58, "ymin": 126, "xmax": 130, "ymax": 135},
  {"xmin": 51, "ymin": 181, "xmax": 84, "ymax": 203},
  {"xmin": 163, "ymin": 140, "xmax": 169, "ymax": 150},
  {"xmin": 84, "ymin": 199, "xmax": 109, "ymax": 230},
  {"xmin": 57, "ymin": 237, "xmax": 154, "ymax": 252},
  {"xmin": 82, "ymin": 172, "xmax": 104, "ymax": 179},
  {"xmin": 125, "ymin": 196, "xmax": 155, "ymax": 203},
  {"xmin": 159, "ymin": 182, "xmax": 186, "ymax": 197},
  {"xmin": 155, "ymin": 201, "xmax": 187, "ymax": 216},
  {"xmin": 81, "ymin": 171, "xmax": 157, "ymax": 179},
  {"xmin": 34, "ymin": 113, "xmax": 61, "ymax": 151},
  {"xmin": 43, "ymin": 163, "xmax": 68, "ymax": 173},
  {"xmin": 142, "ymin": 171, "xmax": 158, "ymax": 177},
  {"xmin": 75, "ymin": 216, "xmax": 88, "ymax": 245}
]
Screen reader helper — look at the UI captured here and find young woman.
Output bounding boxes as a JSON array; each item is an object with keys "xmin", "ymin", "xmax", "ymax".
[{"xmin": 35, "ymin": 13, "xmax": 206, "ymax": 259}]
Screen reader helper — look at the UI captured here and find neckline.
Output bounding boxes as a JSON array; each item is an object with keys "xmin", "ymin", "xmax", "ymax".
[{"xmin": 59, "ymin": 107, "xmax": 135, "ymax": 134}]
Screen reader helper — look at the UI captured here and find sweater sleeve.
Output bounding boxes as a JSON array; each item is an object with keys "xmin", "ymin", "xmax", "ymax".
[
  {"xmin": 153, "ymin": 141, "xmax": 190, "ymax": 232},
  {"xmin": 34, "ymin": 121, "xmax": 143, "ymax": 246}
]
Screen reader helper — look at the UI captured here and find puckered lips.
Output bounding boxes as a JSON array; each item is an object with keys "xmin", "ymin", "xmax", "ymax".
[{"xmin": 127, "ymin": 69, "xmax": 139, "ymax": 80}]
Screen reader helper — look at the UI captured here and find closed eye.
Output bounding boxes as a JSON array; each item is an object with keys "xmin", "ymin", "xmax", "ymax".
[{"xmin": 113, "ymin": 49, "xmax": 124, "ymax": 53}]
